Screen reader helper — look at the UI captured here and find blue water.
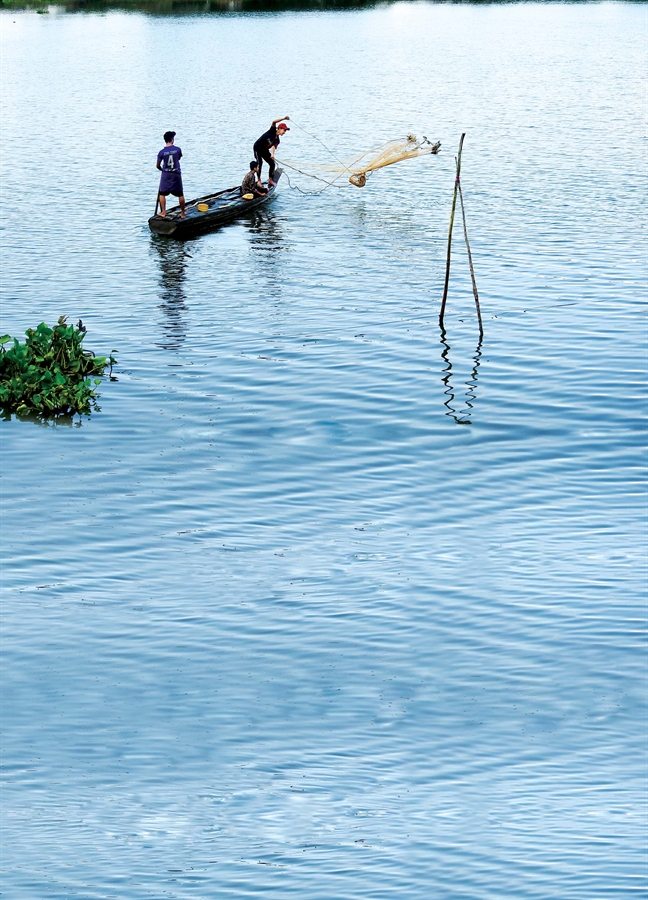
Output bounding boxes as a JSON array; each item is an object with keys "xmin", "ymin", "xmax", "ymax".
[{"xmin": 1, "ymin": 3, "xmax": 646, "ymax": 897}]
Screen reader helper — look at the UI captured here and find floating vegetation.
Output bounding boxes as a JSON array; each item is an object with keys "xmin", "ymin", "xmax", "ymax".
[{"xmin": 0, "ymin": 317, "xmax": 116, "ymax": 420}]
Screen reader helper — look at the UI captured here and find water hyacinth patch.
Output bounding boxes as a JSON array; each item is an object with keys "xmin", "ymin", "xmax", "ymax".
[{"xmin": 0, "ymin": 317, "xmax": 116, "ymax": 420}]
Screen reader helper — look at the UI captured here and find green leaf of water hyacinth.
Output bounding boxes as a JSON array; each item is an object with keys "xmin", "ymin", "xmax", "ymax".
[{"xmin": 0, "ymin": 316, "xmax": 117, "ymax": 420}]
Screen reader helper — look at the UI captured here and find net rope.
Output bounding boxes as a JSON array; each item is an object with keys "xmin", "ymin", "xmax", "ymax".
[{"xmin": 277, "ymin": 120, "xmax": 440, "ymax": 193}]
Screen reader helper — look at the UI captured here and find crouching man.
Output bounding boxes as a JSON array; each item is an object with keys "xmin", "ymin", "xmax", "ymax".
[{"xmin": 241, "ymin": 160, "xmax": 268, "ymax": 199}]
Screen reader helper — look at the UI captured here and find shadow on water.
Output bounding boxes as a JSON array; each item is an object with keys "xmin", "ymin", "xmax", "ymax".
[
  {"xmin": 0, "ymin": 409, "xmax": 84, "ymax": 428},
  {"xmin": 151, "ymin": 237, "xmax": 190, "ymax": 350},
  {"xmin": 439, "ymin": 328, "xmax": 483, "ymax": 425}
]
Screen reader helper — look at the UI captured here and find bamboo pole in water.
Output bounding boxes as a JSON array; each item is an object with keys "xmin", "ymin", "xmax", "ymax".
[
  {"xmin": 457, "ymin": 180, "xmax": 483, "ymax": 338},
  {"xmin": 439, "ymin": 133, "xmax": 465, "ymax": 329}
]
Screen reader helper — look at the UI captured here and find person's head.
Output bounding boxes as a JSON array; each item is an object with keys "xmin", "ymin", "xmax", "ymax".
[
  {"xmin": 249, "ymin": 160, "xmax": 258, "ymax": 171},
  {"xmin": 277, "ymin": 123, "xmax": 289, "ymax": 135},
  {"xmin": 163, "ymin": 131, "xmax": 176, "ymax": 144}
]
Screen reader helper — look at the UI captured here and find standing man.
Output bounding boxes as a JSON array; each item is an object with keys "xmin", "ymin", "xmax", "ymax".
[
  {"xmin": 253, "ymin": 116, "xmax": 290, "ymax": 188},
  {"xmin": 156, "ymin": 131, "xmax": 185, "ymax": 218}
]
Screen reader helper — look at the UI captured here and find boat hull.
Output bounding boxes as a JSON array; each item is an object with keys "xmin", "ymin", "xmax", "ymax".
[{"xmin": 148, "ymin": 169, "xmax": 282, "ymax": 238}]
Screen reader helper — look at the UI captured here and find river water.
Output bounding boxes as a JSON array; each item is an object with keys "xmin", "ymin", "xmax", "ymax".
[{"xmin": 1, "ymin": 2, "xmax": 646, "ymax": 897}]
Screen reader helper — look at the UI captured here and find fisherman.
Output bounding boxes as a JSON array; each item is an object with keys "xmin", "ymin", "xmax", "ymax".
[
  {"xmin": 156, "ymin": 131, "xmax": 185, "ymax": 219},
  {"xmin": 241, "ymin": 161, "xmax": 268, "ymax": 198},
  {"xmin": 253, "ymin": 116, "xmax": 290, "ymax": 188}
]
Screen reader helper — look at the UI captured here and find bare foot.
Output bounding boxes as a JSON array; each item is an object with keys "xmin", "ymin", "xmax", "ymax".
[
  {"xmin": 269, "ymin": 180, "xmax": 276, "ymax": 187},
  {"xmin": 180, "ymin": 213, "xmax": 186, "ymax": 219}
]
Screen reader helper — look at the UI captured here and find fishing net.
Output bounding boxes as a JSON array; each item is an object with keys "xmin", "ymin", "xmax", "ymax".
[{"xmin": 277, "ymin": 134, "xmax": 440, "ymax": 189}]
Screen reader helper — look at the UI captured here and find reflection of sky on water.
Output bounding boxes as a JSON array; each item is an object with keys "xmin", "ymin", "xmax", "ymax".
[
  {"xmin": 1, "ymin": 4, "xmax": 645, "ymax": 898},
  {"xmin": 152, "ymin": 237, "xmax": 190, "ymax": 350}
]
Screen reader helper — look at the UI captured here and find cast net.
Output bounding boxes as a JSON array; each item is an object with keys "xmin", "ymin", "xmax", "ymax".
[{"xmin": 277, "ymin": 134, "xmax": 441, "ymax": 189}]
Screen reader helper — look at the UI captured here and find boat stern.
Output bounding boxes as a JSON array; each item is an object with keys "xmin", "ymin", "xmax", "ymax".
[{"xmin": 148, "ymin": 215, "xmax": 178, "ymax": 236}]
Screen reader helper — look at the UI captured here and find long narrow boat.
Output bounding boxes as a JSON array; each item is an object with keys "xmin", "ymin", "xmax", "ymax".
[{"xmin": 148, "ymin": 169, "xmax": 283, "ymax": 238}]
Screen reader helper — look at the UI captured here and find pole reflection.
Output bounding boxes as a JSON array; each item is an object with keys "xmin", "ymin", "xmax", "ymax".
[
  {"xmin": 152, "ymin": 237, "xmax": 190, "ymax": 350},
  {"xmin": 439, "ymin": 328, "xmax": 483, "ymax": 425}
]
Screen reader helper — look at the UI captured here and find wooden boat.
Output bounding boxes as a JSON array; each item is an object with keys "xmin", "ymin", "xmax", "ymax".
[{"xmin": 148, "ymin": 168, "xmax": 283, "ymax": 238}]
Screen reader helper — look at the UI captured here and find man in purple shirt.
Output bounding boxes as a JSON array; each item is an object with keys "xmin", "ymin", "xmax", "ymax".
[{"xmin": 156, "ymin": 131, "xmax": 185, "ymax": 218}]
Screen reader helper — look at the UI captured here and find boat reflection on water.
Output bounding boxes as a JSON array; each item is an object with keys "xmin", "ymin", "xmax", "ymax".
[
  {"xmin": 439, "ymin": 328, "xmax": 483, "ymax": 425},
  {"xmin": 151, "ymin": 237, "xmax": 190, "ymax": 350},
  {"xmin": 244, "ymin": 209, "xmax": 287, "ymax": 298}
]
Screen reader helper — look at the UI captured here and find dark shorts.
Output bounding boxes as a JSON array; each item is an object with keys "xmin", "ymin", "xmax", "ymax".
[
  {"xmin": 253, "ymin": 142, "xmax": 276, "ymax": 178},
  {"xmin": 159, "ymin": 172, "xmax": 184, "ymax": 196}
]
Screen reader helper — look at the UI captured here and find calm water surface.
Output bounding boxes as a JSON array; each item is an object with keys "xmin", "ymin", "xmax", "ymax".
[{"xmin": 1, "ymin": 3, "xmax": 646, "ymax": 897}]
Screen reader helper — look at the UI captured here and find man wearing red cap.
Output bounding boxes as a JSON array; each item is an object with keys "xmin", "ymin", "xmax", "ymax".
[{"xmin": 253, "ymin": 116, "xmax": 290, "ymax": 188}]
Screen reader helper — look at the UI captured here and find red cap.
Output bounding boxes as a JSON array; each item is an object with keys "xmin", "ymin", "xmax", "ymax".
[{"xmin": 278, "ymin": 122, "xmax": 290, "ymax": 131}]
